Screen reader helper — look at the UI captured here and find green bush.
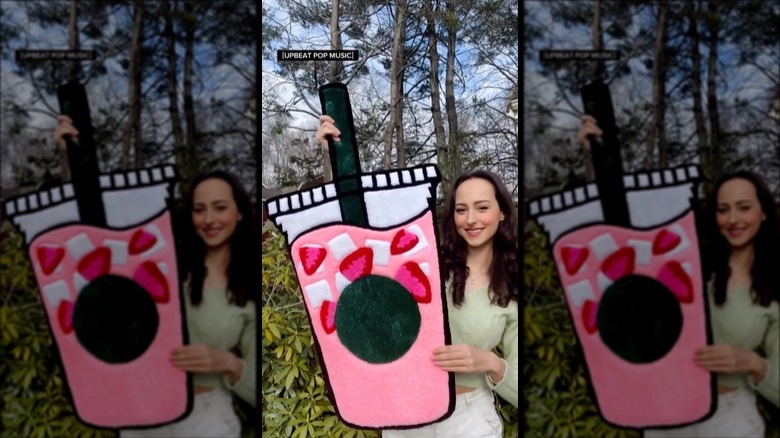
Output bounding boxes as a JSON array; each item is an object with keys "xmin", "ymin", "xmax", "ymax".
[
  {"xmin": 1, "ymin": 224, "xmax": 117, "ymax": 438},
  {"xmin": 523, "ymin": 223, "xmax": 779, "ymax": 437},
  {"xmin": 261, "ymin": 226, "xmax": 518, "ymax": 437}
]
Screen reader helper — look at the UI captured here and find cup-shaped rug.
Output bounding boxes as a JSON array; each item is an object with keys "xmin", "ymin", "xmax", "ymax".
[
  {"xmin": 3, "ymin": 165, "xmax": 191, "ymax": 429},
  {"xmin": 266, "ymin": 83, "xmax": 454, "ymax": 429},
  {"xmin": 528, "ymin": 165, "xmax": 716, "ymax": 428}
]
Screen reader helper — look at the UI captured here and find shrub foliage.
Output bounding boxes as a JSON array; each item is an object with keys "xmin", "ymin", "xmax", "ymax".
[{"xmin": 1, "ymin": 225, "xmax": 117, "ymax": 438}]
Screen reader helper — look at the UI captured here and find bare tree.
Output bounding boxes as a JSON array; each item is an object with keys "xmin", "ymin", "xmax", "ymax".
[
  {"xmin": 162, "ymin": 0, "xmax": 186, "ymax": 190},
  {"xmin": 122, "ymin": 0, "xmax": 144, "ymax": 169},
  {"xmin": 182, "ymin": 0, "xmax": 198, "ymax": 194},
  {"xmin": 322, "ymin": 0, "xmax": 342, "ymax": 182},
  {"xmin": 383, "ymin": 0, "xmax": 407, "ymax": 169},
  {"xmin": 444, "ymin": 0, "xmax": 462, "ymax": 192},
  {"xmin": 705, "ymin": 0, "xmax": 723, "ymax": 186},
  {"xmin": 423, "ymin": 0, "xmax": 449, "ymax": 191},
  {"xmin": 687, "ymin": 0, "xmax": 711, "ymax": 192},
  {"xmin": 648, "ymin": 0, "xmax": 668, "ymax": 169}
]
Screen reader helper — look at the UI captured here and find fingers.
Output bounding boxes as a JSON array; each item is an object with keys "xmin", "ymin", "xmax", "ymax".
[
  {"xmin": 315, "ymin": 115, "xmax": 340, "ymax": 150},
  {"xmin": 319, "ymin": 114, "xmax": 336, "ymax": 126},
  {"xmin": 171, "ymin": 345, "xmax": 213, "ymax": 372},
  {"xmin": 694, "ymin": 345, "xmax": 739, "ymax": 372},
  {"xmin": 577, "ymin": 115, "xmax": 602, "ymax": 151},
  {"xmin": 54, "ymin": 115, "xmax": 79, "ymax": 150}
]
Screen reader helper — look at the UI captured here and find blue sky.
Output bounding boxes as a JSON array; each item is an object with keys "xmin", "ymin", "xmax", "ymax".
[
  {"xmin": 1, "ymin": 1, "xmax": 254, "ymax": 187},
  {"xmin": 262, "ymin": 0, "xmax": 518, "ymax": 125}
]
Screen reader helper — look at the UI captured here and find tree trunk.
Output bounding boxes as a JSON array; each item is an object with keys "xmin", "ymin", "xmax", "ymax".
[
  {"xmin": 591, "ymin": 0, "xmax": 605, "ymax": 83},
  {"xmin": 321, "ymin": 0, "xmax": 341, "ymax": 182},
  {"xmin": 706, "ymin": 0, "xmax": 722, "ymax": 185},
  {"xmin": 687, "ymin": 0, "xmax": 710, "ymax": 193},
  {"xmin": 584, "ymin": 0, "xmax": 603, "ymax": 181},
  {"xmin": 425, "ymin": 0, "xmax": 448, "ymax": 192},
  {"xmin": 122, "ymin": 0, "xmax": 144, "ymax": 170},
  {"xmin": 396, "ymin": 66, "xmax": 406, "ymax": 168},
  {"xmin": 384, "ymin": 0, "xmax": 406, "ymax": 170},
  {"xmin": 183, "ymin": 0, "xmax": 198, "ymax": 192},
  {"xmin": 648, "ymin": 0, "xmax": 668, "ymax": 169},
  {"xmin": 163, "ymin": 0, "xmax": 186, "ymax": 192},
  {"xmin": 61, "ymin": 0, "xmax": 80, "ymax": 181},
  {"xmin": 444, "ymin": 1, "xmax": 461, "ymax": 185},
  {"xmin": 329, "ymin": 0, "xmax": 343, "ymax": 82}
]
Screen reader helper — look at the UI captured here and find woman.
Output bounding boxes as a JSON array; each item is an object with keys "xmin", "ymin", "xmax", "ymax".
[
  {"xmin": 579, "ymin": 116, "xmax": 779, "ymax": 437},
  {"xmin": 317, "ymin": 116, "xmax": 519, "ymax": 437},
  {"xmin": 55, "ymin": 116, "xmax": 258, "ymax": 437}
]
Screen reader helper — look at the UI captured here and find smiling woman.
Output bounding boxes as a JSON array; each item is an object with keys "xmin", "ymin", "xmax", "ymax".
[
  {"xmin": 124, "ymin": 170, "xmax": 259, "ymax": 438},
  {"xmin": 389, "ymin": 169, "xmax": 519, "ymax": 437}
]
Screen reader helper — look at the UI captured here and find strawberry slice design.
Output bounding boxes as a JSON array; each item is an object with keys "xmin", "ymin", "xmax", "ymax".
[
  {"xmin": 394, "ymin": 262, "xmax": 432, "ymax": 303},
  {"xmin": 582, "ymin": 300, "xmax": 598, "ymax": 334},
  {"xmin": 339, "ymin": 248, "xmax": 373, "ymax": 281},
  {"xmin": 300, "ymin": 245, "xmax": 327, "ymax": 276},
  {"xmin": 37, "ymin": 245, "xmax": 65, "ymax": 276},
  {"xmin": 58, "ymin": 300, "xmax": 75, "ymax": 334},
  {"xmin": 321, "ymin": 300, "xmax": 337, "ymax": 334},
  {"xmin": 128, "ymin": 229, "xmax": 158, "ymax": 255},
  {"xmin": 390, "ymin": 229, "xmax": 419, "ymax": 255},
  {"xmin": 658, "ymin": 261, "xmax": 693, "ymax": 303},
  {"xmin": 561, "ymin": 245, "xmax": 589, "ymax": 276},
  {"xmin": 133, "ymin": 261, "xmax": 170, "ymax": 303},
  {"xmin": 602, "ymin": 247, "xmax": 635, "ymax": 281},
  {"xmin": 77, "ymin": 247, "xmax": 112, "ymax": 281},
  {"xmin": 652, "ymin": 229, "xmax": 681, "ymax": 255}
]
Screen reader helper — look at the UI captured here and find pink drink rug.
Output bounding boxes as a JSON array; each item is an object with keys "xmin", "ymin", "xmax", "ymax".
[
  {"xmin": 3, "ymin": 165, "xmax": 192, "ymax": 429},
  {"xmin": 527, "ymin": 165, "xmax": 716, "ymax": 428},
  {"xmin": 265, "ymin": 83, "xmax": 455, "ymax": 429}
]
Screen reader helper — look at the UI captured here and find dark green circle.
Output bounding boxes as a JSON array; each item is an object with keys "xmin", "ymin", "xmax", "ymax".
[
  {"xmin": 597, "ymin": 274, "xmax": 682, "ymax": 364},
  {"xmin": 335, "ymin": 275, "xmax": 421, "ymax": 364},
  {"xmin": 73, "ymin": 275, "xmax": 159, "ymax": 363}
]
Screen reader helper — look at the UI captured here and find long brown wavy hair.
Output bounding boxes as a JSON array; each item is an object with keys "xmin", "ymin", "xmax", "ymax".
[
  {"xmin": 441, "ymin": 170, "xmax": 518, "ymax": 307},
  {"xmin": 181, "ymin": 171, "xmax": 259, "ymax": 307},
  {"xmin": 702, "ymin": 171, "xmax": 780, "ymax": 307}
]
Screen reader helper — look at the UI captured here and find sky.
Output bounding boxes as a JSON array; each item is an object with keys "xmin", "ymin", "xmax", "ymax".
[
  {"xmin": 262, "ymin": 0, "xmax": 517, "ymax": 118},
  {"xmin": 522, "ymin": 0, "xmax": 779, "ymax": 190},
  {"xmin": 0, "ymin": 1, "xmax": 254, "ymax": 189},
  {"xmin": 261, "ymin": 0, "xmax": 519, "ymax": 185}
]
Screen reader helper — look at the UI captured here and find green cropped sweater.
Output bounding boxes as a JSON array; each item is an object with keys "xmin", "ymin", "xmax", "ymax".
[
  {"xmin": 445, "ymin": 281, "xmax": 519, "ymax": 408},
  {"xmin": 708, "ymin": 283, "xmax": 779, "ymax": 407},
  {"xmin": 184, "ymin": 285, "xmax": 256, "ymax": 407}
]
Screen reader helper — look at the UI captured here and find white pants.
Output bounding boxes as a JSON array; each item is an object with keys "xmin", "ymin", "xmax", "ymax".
[
  {"xmin": 644, "ymin": 389, "xmax": 765, "ymax": 438},
  {"xmin": 383, "ymin": 388, "xmax": 503, "ymax": 438},
  {"xmin": 119, "ymin": 388, "xmax": 240, "ymax": 438}
]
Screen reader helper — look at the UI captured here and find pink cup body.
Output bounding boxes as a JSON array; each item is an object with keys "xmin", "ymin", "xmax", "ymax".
[
  {"xmin": 553, "ymin": 211, "xmax": 711, "ymax": 427},
  {"xmin": 30, "ymin": 211, "xmax": 188, "ymax": 428},
  {"xmin": 290, "ymin": 211, "xmax": 451, "ymax": 428}
]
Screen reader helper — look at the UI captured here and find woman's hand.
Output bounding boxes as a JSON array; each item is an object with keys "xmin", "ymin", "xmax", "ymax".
[
  {"xmin": 314, "ymin": 114, "xmax": 340, "ymax": 151},
  {"xmin": 171, "ymin": 344, "xmax": 243, "ymax": 382},
  {"xmin": 695, "ymin": 344, "xmax": 767, "ymax": 382},
  {"xmin": 54, "ymin": 115, "xmax": 79, "ymax": 152},
  {"xmin": 433, "ymin": 344, "xmax": 505, "ymax": 378},
  {"xmin": 577, "ymin": 115, "xmax": 603, "ymax": 152}
]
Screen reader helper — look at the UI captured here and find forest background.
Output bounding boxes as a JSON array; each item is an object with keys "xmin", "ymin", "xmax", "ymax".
[
  {"xmin": 262, "ymin": 0, "xmax": 518, "ymax": 437},
  {"xmin": 523, "ymin": 1, "xmax": 779, "ymax": 437},
  {"xmin": 1, "ymin": 1, "xmax": 257, "ymax": 437}
]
